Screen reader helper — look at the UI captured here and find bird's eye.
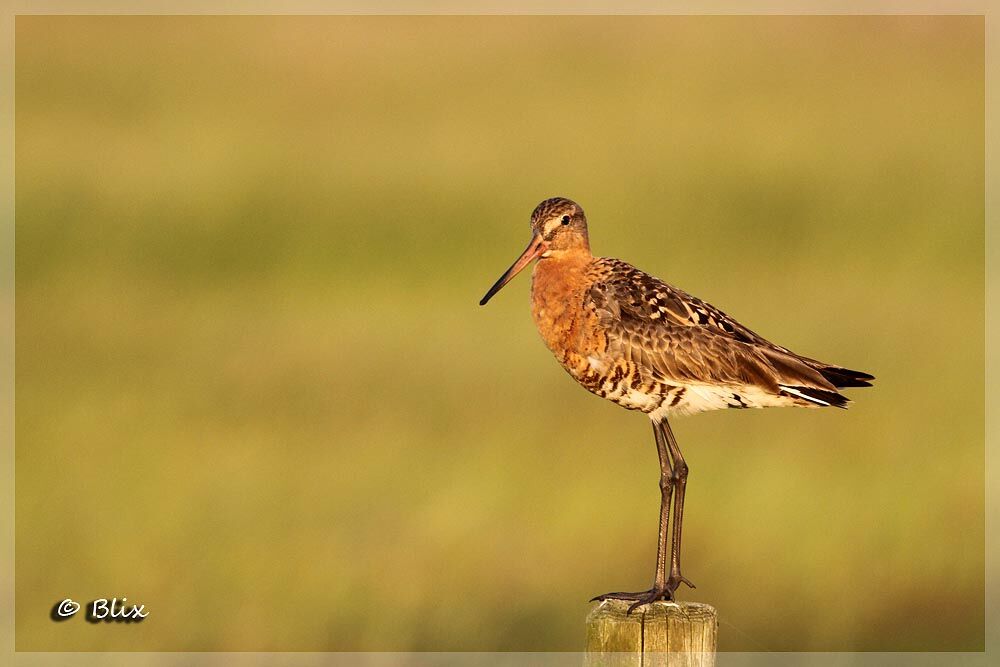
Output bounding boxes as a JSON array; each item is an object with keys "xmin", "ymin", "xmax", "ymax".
[{"xmin": 561, "ymin": 215, "xmax": 571, "ymax": 225}]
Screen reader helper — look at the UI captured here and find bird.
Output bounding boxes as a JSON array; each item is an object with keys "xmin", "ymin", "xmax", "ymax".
[{"xmin": 479, "ymin": 197, "xmax": 874, "ymax": 613}]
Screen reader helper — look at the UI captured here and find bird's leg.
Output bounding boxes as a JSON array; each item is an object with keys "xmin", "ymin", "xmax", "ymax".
[
  {"xmin": 591, "ymin": 421, "xmax": 677, "ymax": 613},
  {"xmin": 661, "ymin": 418, "xmax": 696, "ymax": 594},
  {"xmin": 653, "ymin": 419, "xmax": 674, "ymax": 593}
]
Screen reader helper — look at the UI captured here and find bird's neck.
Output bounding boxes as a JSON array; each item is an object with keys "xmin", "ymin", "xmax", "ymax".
[
  {"xmin": 530, "ymin": 250, "xmax": 593, "ymax": 361},
  {"xmin": 533, "ymin": 249, "xmax": 592, "ymax": 287}
]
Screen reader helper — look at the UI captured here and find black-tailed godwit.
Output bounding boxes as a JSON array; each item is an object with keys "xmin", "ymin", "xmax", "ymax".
[{"xmin": 479, "ymin": 197, "xmax": 874, "ymax": 612}]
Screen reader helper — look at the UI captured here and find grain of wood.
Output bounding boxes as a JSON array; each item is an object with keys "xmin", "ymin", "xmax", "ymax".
[{"xmin": 586, "ymin": 600, "xmax": 717, "ymax": 667}]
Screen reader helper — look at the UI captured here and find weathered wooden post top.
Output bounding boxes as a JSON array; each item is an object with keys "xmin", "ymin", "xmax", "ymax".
[{"xmin": 586, "ymin": 599, "xmax": 718, "ymax": 666}]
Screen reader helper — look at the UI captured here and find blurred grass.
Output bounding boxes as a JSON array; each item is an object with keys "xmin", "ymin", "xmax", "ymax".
[{"xmin": 14, "ymin": 15, "xmax": 983, "ymax": 651}]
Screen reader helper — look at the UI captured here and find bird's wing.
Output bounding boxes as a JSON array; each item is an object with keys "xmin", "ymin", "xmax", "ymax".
[
  {"xmin": 587, "ymin": 258, "xmax": 783, "ymax": 348},
  {"xmin": 584, "ymin": 258, "xmax": 841, "ymax": 397}
]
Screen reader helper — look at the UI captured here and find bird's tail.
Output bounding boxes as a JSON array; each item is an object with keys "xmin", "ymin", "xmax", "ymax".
[
  {"xmin": 778, "ymin": 363, "xmax": 874, "ymax": 409},
  {"xmin": 762, "ymin": 349, "xmax": 872, "ymax": 409},
  {"xmin": 814, "ymin": 365, "xmax": 875, "ymax": 389}
]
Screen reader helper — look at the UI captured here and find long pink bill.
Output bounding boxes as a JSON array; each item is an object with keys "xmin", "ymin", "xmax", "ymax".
[{"xmin": 479, "ymin": 234, "xmax": 547, "ymax": 306}]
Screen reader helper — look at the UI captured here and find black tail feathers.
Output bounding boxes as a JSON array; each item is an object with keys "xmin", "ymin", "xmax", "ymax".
[{"xmin": 816, "ymin": 366, "xmax": 875, "ymax": 389}]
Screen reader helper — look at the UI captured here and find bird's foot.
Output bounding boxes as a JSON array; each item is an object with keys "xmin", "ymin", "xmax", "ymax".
[
  {"xmin": 590, "ymin": 587, "xmax": 673, "ymax": 614},
  {"xmin": 590, "ymin": 575, "xmax": 695, "ymax": 614},
  {"xmin": 668, "ymin": 572, "xmax": 696, "ymax": 592}
]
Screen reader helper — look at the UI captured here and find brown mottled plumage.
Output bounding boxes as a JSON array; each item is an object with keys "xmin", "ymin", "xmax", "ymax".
[{"xmin": 480, "ymin": 197, "xmax": 874, "ymax": 611}]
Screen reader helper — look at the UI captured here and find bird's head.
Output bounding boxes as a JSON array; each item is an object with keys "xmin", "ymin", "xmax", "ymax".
[
  {"xmin": 529, "ymin": 197, "xmax": 590, "ymax": 253},
  {"xmin": 479, "ymin": 197, "xmax": 591, "ymax": 306}
]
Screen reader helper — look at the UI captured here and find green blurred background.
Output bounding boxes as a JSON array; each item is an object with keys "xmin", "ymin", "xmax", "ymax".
[{"xmin": 15, "ymin": 15, "xmax": 983, "ymax": 651}]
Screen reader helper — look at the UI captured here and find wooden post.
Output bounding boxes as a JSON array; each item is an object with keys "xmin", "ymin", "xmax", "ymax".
[{"xmin": 586, "ymin": 600, "xmax": 718, "ymax": 666}]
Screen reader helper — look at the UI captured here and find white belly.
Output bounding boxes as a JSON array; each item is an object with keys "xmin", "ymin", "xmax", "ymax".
[{"xmin": 651, "ymin": 383, "xmax": 796, "ymax": 420}]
